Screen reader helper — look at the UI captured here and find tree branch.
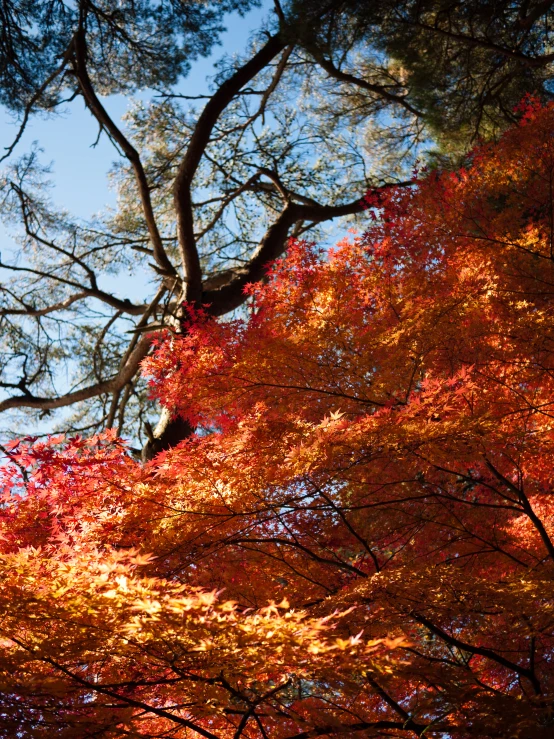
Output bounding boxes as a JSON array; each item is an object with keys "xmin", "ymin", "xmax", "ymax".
[
  {"xmin": 0, "ymin": 43, "xmax": 75, "ymax": 164},
  {"xmin": 405, "ymin": 18, "xmax": 554, "ymax": 68},
  {"xmin": 518, "ymin": 0, "xmax": 554, "ymax": 29},
  {"xmin": 414, "ymin": 612, "xmax": 542, "ymax": 695},
  {"xmin": 314, "ymin": 55, "xmax": 423, "ymax": 117},
  {"xmin": 204, "ymin": 182, "xmax": 412, "ymax": 316},
  {"xmin": 0, "ymin": 260, "xmax": 147, "ymax": 315},
  {"xmin": 484, "ymin": 458, "xmax": 554, "ymax": 561},
  {"xmin": 0, "ymin": 291, "xmax": 89, "ymax": 317},
  {"xmin": 0, "ymin": 332, "xmax": 154, "ymax": 414},
  {"xmin": 72, "ymin": 28, "xmax": 178, "ymax": 282},
  {"xmin": 173, "ymin": 33, "xmax": 287, "ymax": 304},
  {"xmin": 284, "ymin": 719, "xmax": 428, "ymax": 739}
]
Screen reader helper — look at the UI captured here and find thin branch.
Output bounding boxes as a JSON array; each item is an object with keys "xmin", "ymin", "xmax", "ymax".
[
  {"xmin": 365, "ymin": 674, "xmax": 426, "ymax": 736},
  {"xmin": 284, "ymin": 719, "xmax": 428, "ymax": 739},
  {"xmin": 405, "ymin": 17, "xmax": 554, "ymax": 68},
  {"xmin": 71, "ymin": 28, "xmax": 178, "ymax": 282},
  {"xmin": 106, "ymin": 284, "xmax": 166, "ymax": 429},
  {"xmin": 0, "ymin": 291, "xmax": 89, "ymax": 317},
  {"xmin": 518, "ymin": 0, "xmax": 554, "ymax": 29},
  {"xmin": 221, "ymin": 45, "xmax": 294, "ymax": 136},
  {"xmin": 414, "ymin": 612, "xmax": 542, "ymax": 696},
  {"xmin": 0, "ymin": 331, "xmax": 155, "ymax": 414},
  {"xmin": 0, "ymin": 260, "xmax": 147, "ymax": 315},
  {"xmin": 485, "ymin": 458, "xmax": 554, "ymax": 561},
  {"xmin": 232, "ymin": 536, "xmax": 369, "ymax": 577},
  {"xmin": 314, "ymin": 55, "xmax": 423, "ymax": 117},
  {"xmin": 0, "ymin": 47, "xmax": 74, "ymax": 164}
]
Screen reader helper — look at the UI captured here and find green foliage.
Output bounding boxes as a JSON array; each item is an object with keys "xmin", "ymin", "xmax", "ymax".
[
  {"xmin": 0, "ymin": 0, "xmax": 258, "ymax": 112},
  {"xmin": 286, "ymin": 0, "xmax": 554, "ymax": 152}
]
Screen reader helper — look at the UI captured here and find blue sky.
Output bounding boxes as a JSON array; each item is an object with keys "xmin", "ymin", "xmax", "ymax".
[{"xmin": 0, "ymin": 2, "xmax": 271, "ymax": 220}]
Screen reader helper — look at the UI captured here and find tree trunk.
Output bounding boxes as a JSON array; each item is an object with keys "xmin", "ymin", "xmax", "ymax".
[{"xmin": 141, "ymin": 408, "xmax": 194, "ymax": 461}]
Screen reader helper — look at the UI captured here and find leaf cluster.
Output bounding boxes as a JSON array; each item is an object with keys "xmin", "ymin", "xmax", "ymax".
[{"xmin": 2, "ymin": 100, "xmax": 554, "ymax": 735}]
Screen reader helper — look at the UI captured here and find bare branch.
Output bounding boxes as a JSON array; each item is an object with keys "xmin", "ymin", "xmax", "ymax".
[
  {"xmin": 414, "ymin": 612, "xmax": 542, "ymax": 696},
  {"xmin": 284, "ymin": 719, "xmax": 428, "ymax": 739},
  {"xmin": 106, "ymin": 285, "xmax": 166, "ymax": 429},
  {"xmin": 518, "ymin": 0, "xmax": 554, "ymax": 29},
  {"xmin": 219, "ymin": 45, "xmax": 295, "ymax": 137}
]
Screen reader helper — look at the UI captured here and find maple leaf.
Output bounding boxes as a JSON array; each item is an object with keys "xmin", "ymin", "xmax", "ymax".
[{"xmin": 3, "ymin": 102, "xmax": 554, "ymax": 737}]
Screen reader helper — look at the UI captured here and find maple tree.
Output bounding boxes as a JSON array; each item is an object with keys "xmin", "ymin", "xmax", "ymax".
[
  {"xmin": 2, "ymin": 99, "xmax": 554, "ymax": 737},
  {"xmin": 3, "ymin": 0, "xmax": 554, "ymax": 451}
]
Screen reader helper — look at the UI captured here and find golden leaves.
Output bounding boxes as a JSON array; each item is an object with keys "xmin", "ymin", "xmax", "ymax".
[{"xmin": 7, "ymin": 104, "xmax": 554, "ymax": 736}]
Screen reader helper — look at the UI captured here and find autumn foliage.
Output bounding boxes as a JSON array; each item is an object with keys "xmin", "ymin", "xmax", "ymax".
[{"xmin": 2, "ymin": 100, "xmax": 554, "ymax": 737}]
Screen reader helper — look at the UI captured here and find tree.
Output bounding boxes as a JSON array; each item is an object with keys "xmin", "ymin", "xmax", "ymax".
[
  {"xmin": 1, "ymin": 99, "xmax": 554, "ymax": 737},
  {"xmin": 289, "ymin": 0, "xmax": 554, "ymax": 153},
  {"xmin": 2, "ymin": 0, "xmax": 554, "ymax": 453}
]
